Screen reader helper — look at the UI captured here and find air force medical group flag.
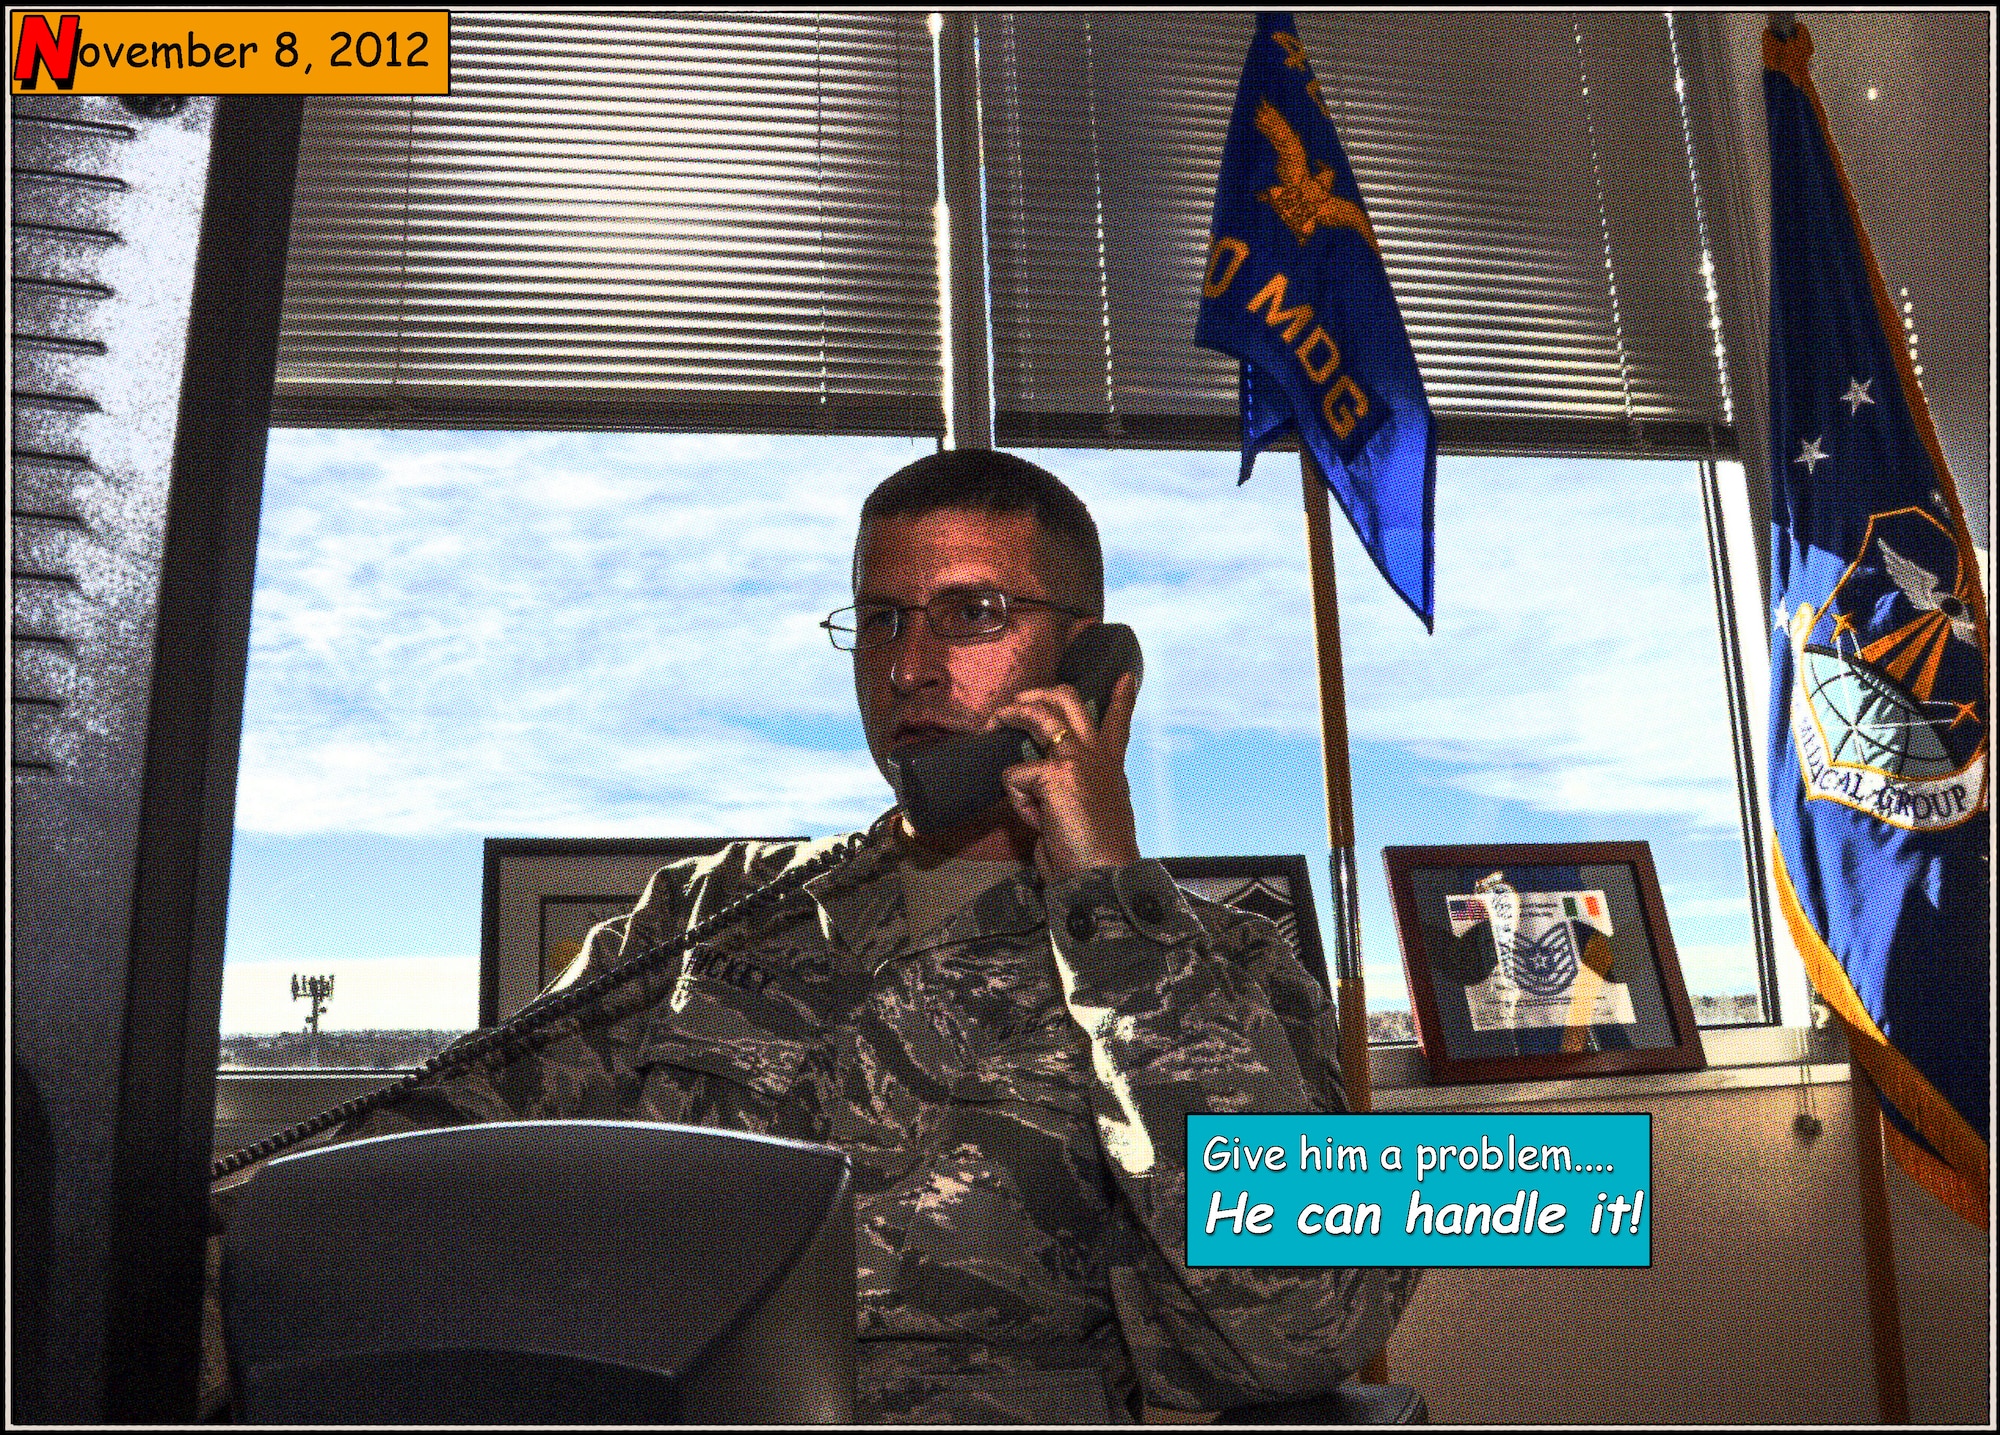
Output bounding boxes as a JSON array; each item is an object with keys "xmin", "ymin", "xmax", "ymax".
[
  {"xmin": 1196, "ymin": 13, "xmax": 1435, "ymax": 630},
  {"xmin": 1763, "ymin": 24, "xmax": 1989, "ymax": 1225}
]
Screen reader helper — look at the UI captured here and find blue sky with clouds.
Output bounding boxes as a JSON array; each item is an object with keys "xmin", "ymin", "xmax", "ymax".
[{"xmin": 221, "ymin": 430, "xmax": 1764, "ymax": 1035}]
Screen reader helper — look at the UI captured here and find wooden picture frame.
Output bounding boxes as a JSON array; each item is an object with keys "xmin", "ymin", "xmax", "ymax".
[
  {"xmin": 1382, "ymin": 842, "xmax": 1705, "ymax": 1085},
  {"xmin": 480, "ymin": 837, "xmax": 801, "ymax": 1025},
  {"xmin": 1162, "ymin": 855, "xmax": 1330, "ymax": 996}
]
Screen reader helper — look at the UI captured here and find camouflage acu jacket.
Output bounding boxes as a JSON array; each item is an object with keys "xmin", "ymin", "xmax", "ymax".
[{"xmin": 211, "ymin": 813, "xmax": 1418, "ymax": 1422}]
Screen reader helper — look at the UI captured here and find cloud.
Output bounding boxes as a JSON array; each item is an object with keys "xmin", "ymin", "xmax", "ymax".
[
  {"xmin": 238, "ymin": 431, "xmax": 923, "ymax": 835},
  {"xmin": 1658, "ymin": 894, "xmax": 1752, "ymax": 921},
  {"xmin": 238, "ymin": 434, "xmax": 1752, "ymax": 837},
  {"xmin": 236, "ymin": 718, "xmax": 888, "ymax": 837},
  {"xmin": 1672, "ymin": 943, "xmax": 1762, "ymax": 994}
]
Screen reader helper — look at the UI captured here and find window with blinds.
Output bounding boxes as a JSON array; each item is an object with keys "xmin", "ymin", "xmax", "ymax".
[
  {"xmin": 271, "ymin": 12, "xmax": 1738, "ymax": 455},
  {"xmin": 976, "ymin": 12, "xmax": 1736, "ymax": 456},
  {"xmin": 272, "ymin": 11, "xmax": 941, "ymax": 436}
]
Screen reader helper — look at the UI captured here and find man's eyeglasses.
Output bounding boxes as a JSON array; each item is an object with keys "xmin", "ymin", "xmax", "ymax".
[{"xmin": 820, "ymin": 587, "xmax": 1088, "ymax": 651}]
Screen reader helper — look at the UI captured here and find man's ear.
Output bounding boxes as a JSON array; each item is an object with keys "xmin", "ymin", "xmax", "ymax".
[
  {"xmin": 850, "ymin": 520, "xmax": 871, "ymax": 597},
  {"xmin": 1030, "ymin": 527, "xmax": 1096, "ymax": 618},
  {"xmin": 1051, "ymin": 614, "xmax": 1100, "ymax": 677}
]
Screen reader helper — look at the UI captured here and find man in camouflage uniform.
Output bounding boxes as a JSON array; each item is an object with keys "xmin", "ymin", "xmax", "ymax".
[{"xmin": 209, "ymin": 449, "xmax": 1418, "ymax": 1422}]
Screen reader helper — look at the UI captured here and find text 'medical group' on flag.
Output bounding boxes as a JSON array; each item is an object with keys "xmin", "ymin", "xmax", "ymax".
[
  {"xmin": 1762, "ymin": 22, "xmax": 1989, "ymax": 1226},
  {"xmin": 1196, "ymin": 12, "xmax": 1435, "ymax": 630}
]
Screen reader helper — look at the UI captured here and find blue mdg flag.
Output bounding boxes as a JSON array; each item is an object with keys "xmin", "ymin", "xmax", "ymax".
[
  {"xmin": 1195, "ymin": 12, "xmax": 1435, "ymax": 630},
  {"xmin": 1763, "ymin": 24, "xmax": 1989, "ymax": 1226}
]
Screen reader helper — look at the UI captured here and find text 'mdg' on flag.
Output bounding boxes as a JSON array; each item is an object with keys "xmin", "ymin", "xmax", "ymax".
[
  {"xmin": 1196, "ymin": 12, "xmax": 1435, "ymax": 630},
  {"xmin": 1763, "ymin": 24, "xmax": 1989, "ymax": 1226}
]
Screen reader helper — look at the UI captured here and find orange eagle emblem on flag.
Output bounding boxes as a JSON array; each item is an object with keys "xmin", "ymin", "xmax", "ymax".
[{"xmin": 1253, "ymin": 98, "xmax": 1380, "ymax": 252}]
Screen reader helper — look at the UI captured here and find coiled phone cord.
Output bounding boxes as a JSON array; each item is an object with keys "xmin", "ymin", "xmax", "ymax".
[{"xmin": 210, "ymin": 829, "xmax": 873, "ymax": 1181}]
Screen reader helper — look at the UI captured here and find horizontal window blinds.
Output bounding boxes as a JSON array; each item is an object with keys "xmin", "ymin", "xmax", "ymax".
[
  {"xmin": 977, "ymin": 12, "xmax": 1735, "ymax": 455},
  {"xmin": 272, "ymin": 11, "xmax": 941, "ymax": 436}
]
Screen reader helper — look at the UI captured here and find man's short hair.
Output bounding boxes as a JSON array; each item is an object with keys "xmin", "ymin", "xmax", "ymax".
[{"xmin": 856, "ymin": 449, "xmax": 1104, "ymax": 616}]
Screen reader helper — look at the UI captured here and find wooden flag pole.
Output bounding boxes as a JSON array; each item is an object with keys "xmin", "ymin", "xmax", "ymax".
[
  {"xmin": 1299, "ymin": 461, "xmax": 1371, "ymax": 1106},
  {"xmin": 1848, "ymin": 1062, "xmax": 1913, "ymax": 1422},
  {"xmin": 1299, "ymin": 457, "xmax": 1388, "ymax": 1385}
]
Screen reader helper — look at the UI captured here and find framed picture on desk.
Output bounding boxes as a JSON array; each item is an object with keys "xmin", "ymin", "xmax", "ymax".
[
  {"xmin": 1383, "ymin": 841, "xmax": 1705, "ymax": 1085},
  {"xmin": 1162, "ymin": 855, "xmax": 1329, "ymax": 995}
]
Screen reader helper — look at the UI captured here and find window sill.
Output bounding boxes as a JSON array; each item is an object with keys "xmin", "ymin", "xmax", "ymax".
[
  {"xmin": 212, "ymin": 1069, "xmax": 406, "ymax": 1154},
  {"xmin": 214, "ymin": 1026, "xmax": 1847, "ymax": 1150},
  {"xmin": 1363, "ymin": 1023, "xmax": 1849, "ymax": 1110}
]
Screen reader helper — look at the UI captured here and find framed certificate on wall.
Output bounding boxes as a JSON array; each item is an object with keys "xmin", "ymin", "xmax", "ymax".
[{"xmin": 480, "ymin": 836, "xmax": 801, "ymax": 1026}]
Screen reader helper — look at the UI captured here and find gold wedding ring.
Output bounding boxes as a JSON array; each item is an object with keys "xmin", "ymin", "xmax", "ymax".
[{"xmin": 1047, "ymin": 728, "xmax": 1074, "ymax": 753}]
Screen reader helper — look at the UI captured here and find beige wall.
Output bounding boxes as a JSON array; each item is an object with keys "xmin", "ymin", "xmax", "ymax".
[{"xmin": 1384, "ymin": 1079, "xmax": 1988, "ymax": 1424}]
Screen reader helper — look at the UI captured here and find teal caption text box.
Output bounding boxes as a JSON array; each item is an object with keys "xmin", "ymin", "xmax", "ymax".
[{"xmin": 1187, "ymin": 1113, "xmax": 1651, "ymax": 1268}]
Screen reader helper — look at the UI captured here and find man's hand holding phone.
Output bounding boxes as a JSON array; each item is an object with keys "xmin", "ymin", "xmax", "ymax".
[{"xmin": 994, "ymin": 668, "xmax": 1143, "ymax": 880}]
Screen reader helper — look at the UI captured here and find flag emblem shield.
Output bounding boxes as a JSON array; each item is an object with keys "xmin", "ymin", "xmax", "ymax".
[{"xmin": 1786, "ymin": 505, "xmax": 1987, "ymax": 830}]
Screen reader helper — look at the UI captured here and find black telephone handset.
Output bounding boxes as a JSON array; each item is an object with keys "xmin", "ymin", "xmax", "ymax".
[{"xmin": 884, "ymin": 622, "xmax": 1143, "ymax": 836}]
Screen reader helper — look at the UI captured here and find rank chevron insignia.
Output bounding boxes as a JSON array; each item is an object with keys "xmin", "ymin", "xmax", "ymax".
[{"xmin": 1252, "ymin": 99, "xmax": 1380, "ymax": 251}]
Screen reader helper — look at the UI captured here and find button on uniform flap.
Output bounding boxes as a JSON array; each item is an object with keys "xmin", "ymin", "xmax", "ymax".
[
  {"xmin": 1112, "ymin": 862, "xmax": 1191, "ymax": 944},
  {"xmin": 1064, "ymin": 904, "xmax": 1096, "ymax": 944}
]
